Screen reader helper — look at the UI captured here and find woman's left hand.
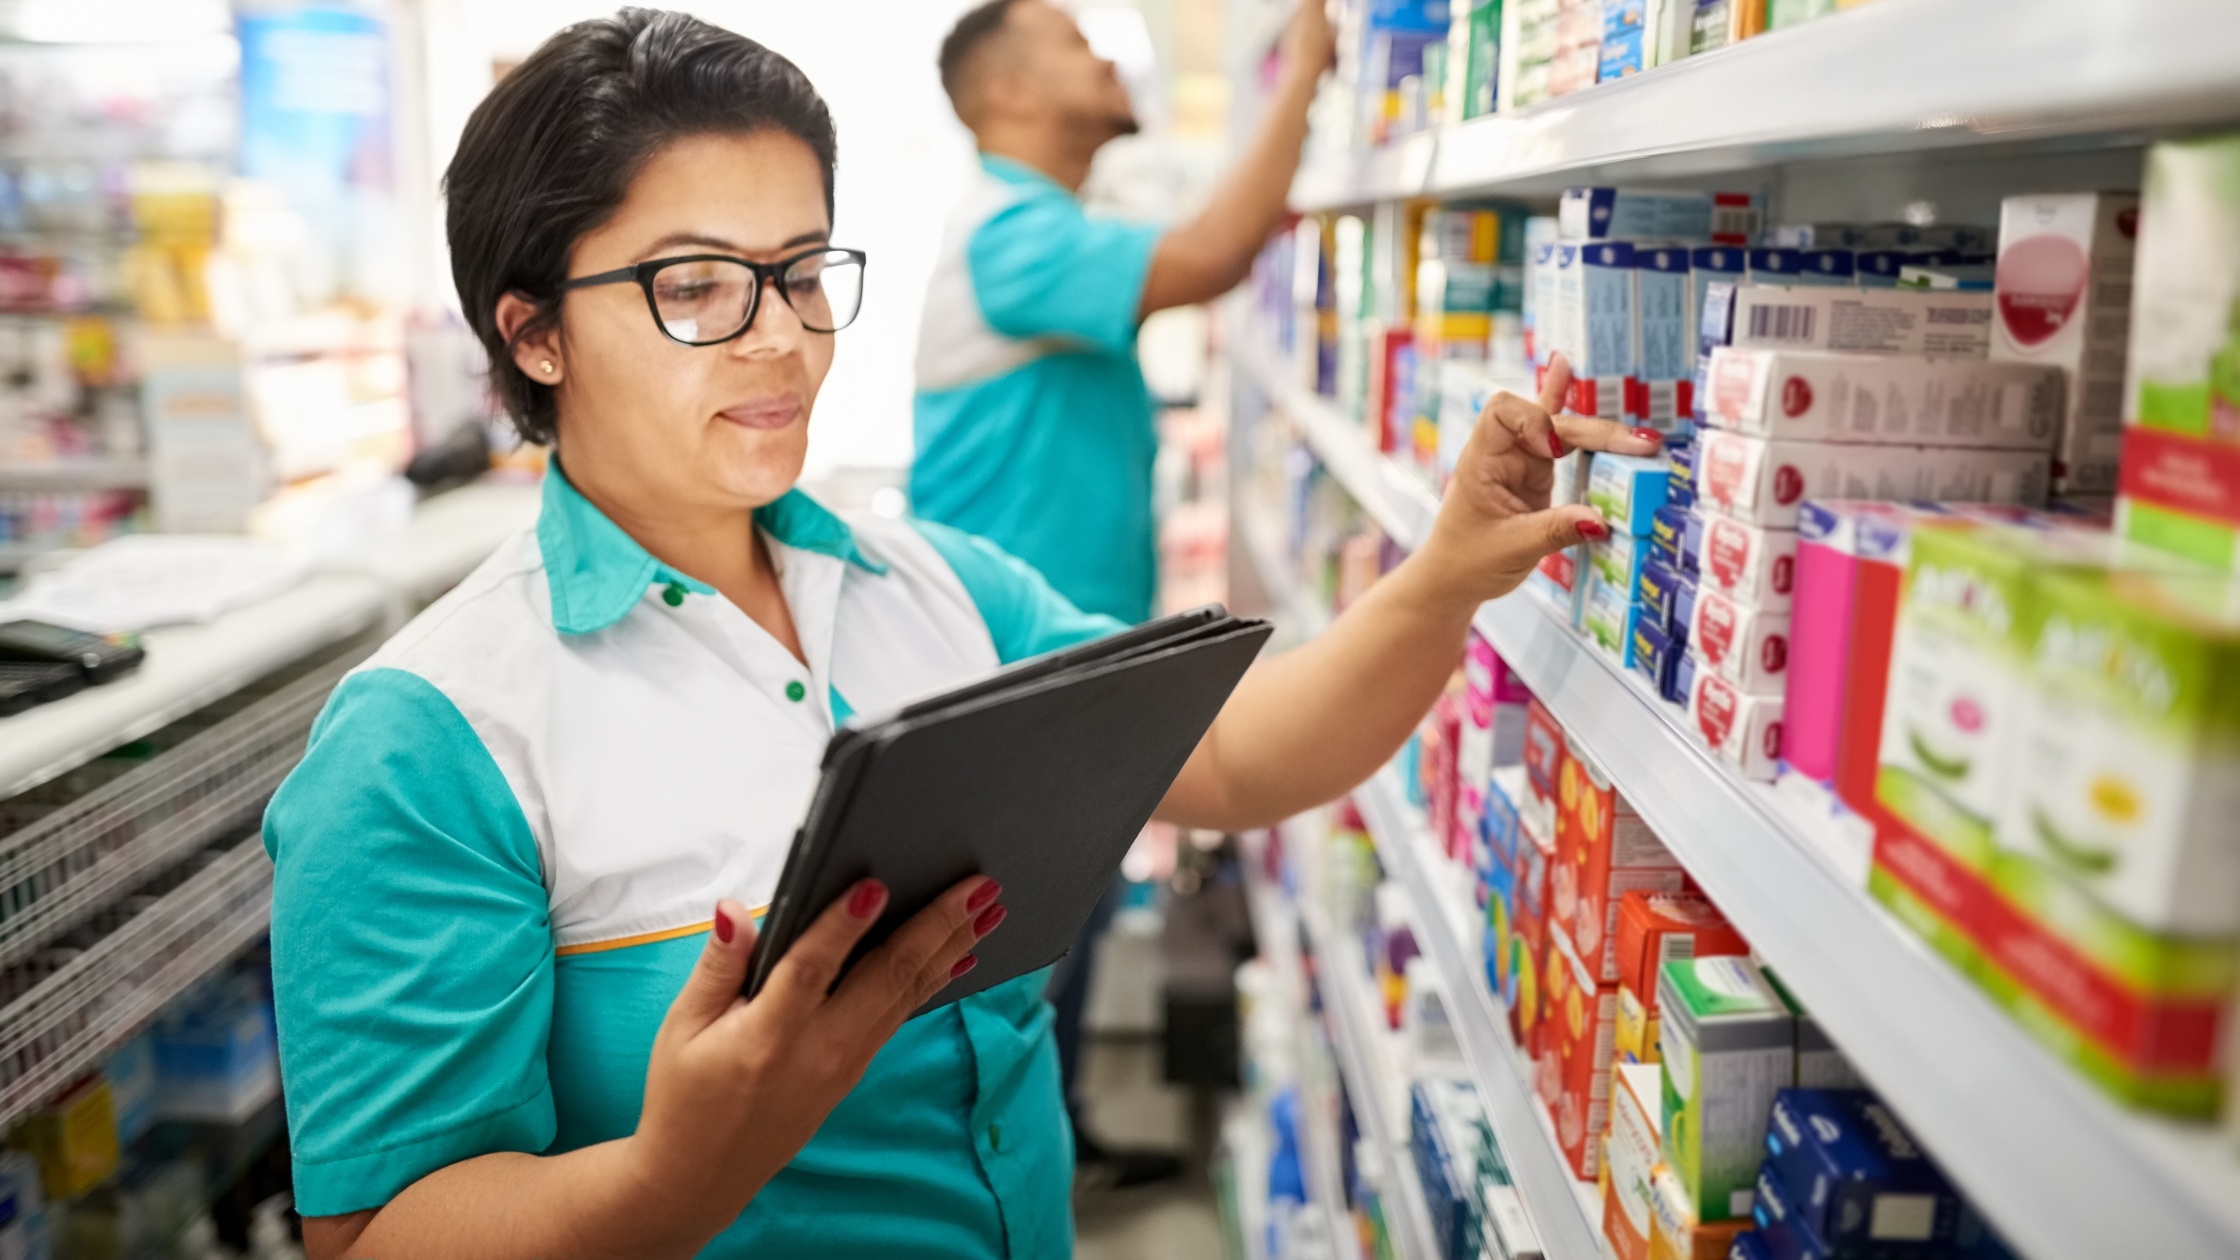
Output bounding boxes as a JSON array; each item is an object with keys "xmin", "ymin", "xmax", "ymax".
[{"xmin": 1412, "ymin": 353, "xmax": 1666, "ymax": 607}]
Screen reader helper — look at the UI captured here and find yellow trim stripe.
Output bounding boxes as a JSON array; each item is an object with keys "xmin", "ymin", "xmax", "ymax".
[{"xmin": 552, "ymin": 905, "xmax": 769, "ymax": 957}]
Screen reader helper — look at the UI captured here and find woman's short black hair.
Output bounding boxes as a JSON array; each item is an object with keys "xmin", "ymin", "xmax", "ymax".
[{"xmin": 444, "ymin": 8, "xmax": 837, "ymax": 445}]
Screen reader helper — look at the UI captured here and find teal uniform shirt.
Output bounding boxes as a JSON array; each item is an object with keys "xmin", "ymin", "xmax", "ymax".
[
  {"xmin": 911, "ymin": 154, "xmax": 1164, "ymax": 624},
  {"xmin": 264, "ymin": 465, "xmax": 1120, "ymax": 1255}
]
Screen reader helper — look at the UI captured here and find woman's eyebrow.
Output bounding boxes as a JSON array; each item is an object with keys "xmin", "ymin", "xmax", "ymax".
[{"xmin": 636, "ymin": 229, "xmax": 832, "ymax": 260}]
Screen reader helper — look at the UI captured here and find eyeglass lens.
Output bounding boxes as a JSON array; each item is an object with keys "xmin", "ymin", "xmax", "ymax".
[{"xmin": 649, "ymin": 251, "xmax": 864, "ymax": 343}]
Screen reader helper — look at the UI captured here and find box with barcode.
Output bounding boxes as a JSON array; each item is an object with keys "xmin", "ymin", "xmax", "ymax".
[
  {"xmin": 1694, "ymin": 429, "xmax": 2051, "ymax": 528},
  {"xmin": 1727, "ymin": 286, "xmax": 1992, "ymax": 358},
  {"xmin": 1705, "ymin": 348, "xmax": 2062, "ymax": 449}
]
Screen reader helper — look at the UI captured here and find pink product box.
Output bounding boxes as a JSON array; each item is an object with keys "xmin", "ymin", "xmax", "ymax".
[
  {"xmin": 1688, "ymin": 585, "xmax": 1791, "ymax": 696},
  {"xmin": 1688, "ymin": 671, "xmax": 1786, "ymax": 781},
  {"xmin": 1695, "ymin": 513, "xmax": 1798, "ymax": 610},
  {"xmin": 1704, "ymin": 347, "xmax": 2063, "ymax": 449},
  {"xmin": 1693, "ymin": 429, "xmax": 2051, "ymax": 528}
]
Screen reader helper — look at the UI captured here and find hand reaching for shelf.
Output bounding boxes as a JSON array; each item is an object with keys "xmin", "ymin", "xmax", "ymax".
[{"xmin": 1419, "ymin": 353, "xmax": 1664, "ymax": 604}]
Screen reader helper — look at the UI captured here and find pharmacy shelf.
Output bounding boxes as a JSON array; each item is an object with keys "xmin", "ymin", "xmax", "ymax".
[
  {"xmin": 1355, "ymin": 769, "xmax": 1606, "ymax": 1260},
  {"xmin": 1243, "ymin": 341, "xmax": 1440, "ymax": 550},
  {"xmin": 1290, "ymin": 0, "xmax": 2240, "ymax": 210},
  {"xmin": 1298, "ymin": 896, "xmax": 1443, "ymax": 1260},
  {"xmin": 1235, "ymin": 330, "xmax": 2240, "ymax": 1260},
  {"xmin": 1240, "ymin": 841, "xmax": 1365, "ymax": 1260},
  {"xmin": 1235, "ymin": 501, "xmax": 1330, "ymax": 640},
  {"xmin": 0, "ymin": 458, "xmax": 150, "ymax": 492}
]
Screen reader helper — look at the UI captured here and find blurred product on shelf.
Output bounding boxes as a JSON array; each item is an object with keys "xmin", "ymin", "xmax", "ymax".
[{"xmin": 1990, "ymin": 192, "xmax": 2138, "ymax": 495}]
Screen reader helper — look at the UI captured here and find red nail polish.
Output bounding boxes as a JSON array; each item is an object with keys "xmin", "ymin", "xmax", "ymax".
[
  {"xmin": 1631, "ymin": 427, "xmax": 1666, "ymax": 445},
  {"xmin": 847, "ymin": 880, "xmax": 887, "ymax": 919},
  {"xmin": 951, "ymin": 954, "xmax": 979, "ymax": 979},
  {"xmin": 713, "ymin": 907, "xmax": 735, "ymax": 945},
  {"xmin": 973, "ymin": 904, "xmax": 1008, "ymax": 938},
  {"xmin": 1547, "ymin": 432, "xmax": 1567, "ymax": 458},
  {"xmin": 967, "ymin": 880, "xmax": 1003, "ymax": 912},
  {"xmin": 1577, "ymin": 518, "xmax": 1610, "ymax": 541}
]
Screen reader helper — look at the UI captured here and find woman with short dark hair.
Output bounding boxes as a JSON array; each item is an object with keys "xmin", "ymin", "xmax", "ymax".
[{"xmin": 264, "ymin": 9, "xmax": 1655, "ymax": 1258}]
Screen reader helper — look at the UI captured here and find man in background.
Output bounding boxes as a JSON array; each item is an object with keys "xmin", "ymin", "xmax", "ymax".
[{"xmin": 914, "ymin": 0, "xmax": 1334, "ymax": 1188}]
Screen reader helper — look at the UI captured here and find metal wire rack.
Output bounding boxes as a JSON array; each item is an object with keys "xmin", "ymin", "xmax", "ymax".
[
  {"xmin": 0, "ymin": 833, "xmax": 273, "ymax": 1130},
  {"xmin": 0, "ymin": 634, "xmax": 372, "ymax": 977}
]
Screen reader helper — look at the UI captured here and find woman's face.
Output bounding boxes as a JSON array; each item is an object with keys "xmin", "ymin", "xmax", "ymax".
[{"xmin": 517, "ymin": 130, "xmax": 835, "ymax": 514}]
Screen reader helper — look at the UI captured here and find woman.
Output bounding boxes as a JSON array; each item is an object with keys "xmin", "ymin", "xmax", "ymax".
[{"xmin": 264, "ymin": 9, "xmax": 1655, "ymax": 1259}]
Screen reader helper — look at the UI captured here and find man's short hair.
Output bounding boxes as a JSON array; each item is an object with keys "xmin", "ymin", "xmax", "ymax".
[{"xmin": 938, "ymin": 0, "xmax": 1023, "ymax": 112}]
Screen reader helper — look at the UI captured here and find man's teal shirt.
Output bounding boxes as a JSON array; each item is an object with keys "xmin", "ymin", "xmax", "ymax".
[{"xmin": 911, "ymin": 154, "xmax": 1163, "ymax": 624}]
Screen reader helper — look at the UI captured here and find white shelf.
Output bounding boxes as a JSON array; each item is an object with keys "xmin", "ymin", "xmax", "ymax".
[
  {"xmin": 1242, "ymin": 341, "xmax": 1439, "ymax": 551},
  {"xmin": 1290, "ymin": 0, "xmax": 2240, "ymax": 210},
  {"xmin": 1355, "ymin": 769, "xmax": 1607, "ymax": 1260},
  {"xmin": 0, "ymin": 459, "xmax": 150, "ymax": 492},
  {"xmin": 1234, "ymin": 328, "xmax": 2240, "ymax": 1260}
]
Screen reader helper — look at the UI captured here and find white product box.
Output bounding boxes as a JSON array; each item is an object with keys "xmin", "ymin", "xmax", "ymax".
[
  {"xmin": 1634, "ymin": 243, "xmax": 1694, "ymax": 426},
  {"xmin": 1573, "ymin": 240, "xmax": 1637, "ymax": 418},
  {"xmin": 1991, "ymin": 192, "xmax": 2139, "ymax": 494},
  {"xmin": 1705, "ymin": 348, "xmax": 2062, "ymax": 449},
  {"xmin": 1689, "ymin": 585, "xmax": 1791, "ymax": 695},
  {"xmin": 1560, "ymin": 187, "xmax": 1711, "ymax": 241},
  {"xmin": 1727, "ymin": 285, "xmax": 1993, "ymax": 358},
  {"xmin": 1688, "ymin": 671, "xmax": 1786, "ymax": 780},
  {"xmin": 1694, "ymin": 430, "xmax": 2052, "ymax": 528},
  {"xmin": 1696, "ymin": 512, "xmax": 1798, "ymax": 610}
]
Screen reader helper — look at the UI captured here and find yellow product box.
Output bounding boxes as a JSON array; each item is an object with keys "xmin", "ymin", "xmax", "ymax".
[
  {"xmin": 1648, "ymin": 1162, "xmax": 1749, "ymax": 1260},
  {"xmin": 13, "ymin": 1075, "xmax": 119, "ymax": 1200}
]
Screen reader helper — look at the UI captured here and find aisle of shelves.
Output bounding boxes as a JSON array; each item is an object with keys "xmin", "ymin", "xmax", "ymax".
[{"xmin": 1229, "ymin": 340, "xmax": 2240, "ymax": 1260}]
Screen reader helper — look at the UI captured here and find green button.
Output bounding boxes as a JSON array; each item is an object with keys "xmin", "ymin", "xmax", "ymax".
[
  {"xmin": 987, "ymin": 1123, "xmax": 1001, "ymax": 1152},
  {"xmin": 661, "ymin": 581, "xmax": 686, "ymax": 607},
  {"xmin": 785, "ymin": 680, "xmax": 807, "ymax": 703}
]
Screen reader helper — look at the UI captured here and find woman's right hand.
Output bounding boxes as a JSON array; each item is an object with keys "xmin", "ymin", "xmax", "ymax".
[{"xmin": 626, "ymin": 876, "xmax": 1006, "ymax": 1240}]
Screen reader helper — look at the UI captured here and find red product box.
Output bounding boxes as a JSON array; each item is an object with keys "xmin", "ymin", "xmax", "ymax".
[
  {"xmin": 1422, "ymin": 689, "xmax": 1464, "ymax": 860},
  {"xmin": 1689, "ymin": 586, "xmax": 1791, "ymax": 695},
  {"xmin": 1507, "ymin": 829, "xmax": 1557, "ymax": 1050},
  {"xmin": 1554, "ymin": 737, "xmax": 1687, "ymax": 983},
  {"xmin": 1614, "ymin": 892, "xmax": 1750, "ymax": 1005},
  {"xmin": 1544, "ymin": 924, "xmax": 1621, "ymax": 1180}
]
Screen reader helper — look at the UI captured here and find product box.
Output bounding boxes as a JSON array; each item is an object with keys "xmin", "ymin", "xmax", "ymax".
[
  {"xmin": 1821, "ymin": 508, "xmax": 1966, "ymax": 818},
  {"xmin": 1991, "ymin": 192, "xmax": 2139, "ymax": 494},
  {"xmin": 1672, "ymin": 644, "xmax": 1700, "ymax": 708},
  {"xmin": 1689, "ymin": 671, "xmax": 1786, "ymax": 781},
  {"xmin": 1507, "ymin": 822, "xmax": 1558, "ymax": 1051},
  {"xmin": 1593, "ymin": 452, "xmax": 1676, "ymax": 536},
  {"xmin": 1634, "ymin": 617, "xmax": 1682, "ymax": 697},
  {"xmin": 1638, "ymin": 556, "xmax": 1690, "ymax": 636},
  {"xmin": 1587, "ymin": 572, "xmax": 1649, "ymax": 665},
  {"xmin": 1749, "ymin": 1160, "xmax": 1830, "ymax": 1260},
  {"xmin": 1726, "ymin": 285, "xmax": 1993, "ymax": 359},
  {"xmin": 1575, "ymin": 240, "xmax": 1641, "ymax": 418},
  {"xmin": 1592, "ymin": 528, "xmax": 1658, "ymax": 593},
  {"xmin": 1690, "ymin": 586, "xmax": 1791, "ymax": 695},
  {"xmin": 1730, "ymin": 1232, "xmax": 1776, "ymax": 1260},
  {"xmin": 1531, "ymin": 543, "xmax": 1591, "ymax": 623},
  {"xmin": 1784, "ymin": 501, "xmax": 1875, "ymax": 785},
  {"xmin": 1614, "ymin": 891, "xmax": 1751, "ymax": 1064},
  {"xmin": 1636, "ymin": 244, "xmax": 1698, "ymax": 426},
  {"xmin": 1563, "ymin": 187, "xmax": 1716, "ymax": 241},
  {"xmin": 1705, "ymin": 349, "xmax": 2062, "ymax": 449},
  {"xmin": 1655, "ymin": 502, "xmax": 1705, "ymax": 573},
  {"xmin": 1698, "ymin": 513, "xmax": 1799, "ymax": 610},
  {"xmin": 1763, "ymin": 1089, "xmax": 1963, "ymax": 1254},
  {"xmin": 1652, "ymin": 1162, "xmax": 1750, "ymax": 1260},
  {"xmin": 15, "ymin": 1075, "xmax": 119, "ymax": 1201},
  {"xmin": 1796, "ymin": 250, "xmax": 1855, "ymax": 288},
  {"xmin": 1555, "ymin": 736, "xmax": 1688, "ymax": 982},
  {"xmin": 1747, "ymin": 248, "xmax": 1804, "ymax": 285},
  {"xmin": 1669, "ymin": 434, "xmax": 1702, "ymax": 509},
  {"xmin": 1546, "ymin": 923, "xmax": 1622, "ymax": 1179},
  {"xmin": 1659, "ymin": 956, "xmax": 1795, "ymax": 1224},
  {"xmin": 1694, "ymin": 430, "xmax": 2050, "ymax": 528},
  {"xmin": 2119, "ymin": 136, "xmax": 2240, "ymax": 569},
  {"xmin": 1606, "ymin": 1061, "xmax": 1668, "ymax": 1260}
]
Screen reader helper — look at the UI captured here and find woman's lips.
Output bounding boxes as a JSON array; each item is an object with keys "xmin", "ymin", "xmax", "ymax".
[{"xmin": 717, "ymin": 396, "xmax": 801, "ymax": 431}]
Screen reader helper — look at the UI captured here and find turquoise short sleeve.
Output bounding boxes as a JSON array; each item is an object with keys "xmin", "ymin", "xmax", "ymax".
[
  {"xmin": 263, "ymin": 668, "xmax": 557, "ymax": 1216},
  {"xmin": 910, "ymin": 520, "xmax": 1125, "ymax": 662},
  {"xmin": 966, "ymin": 190, "xmax": 1162, "ymax": 357}
]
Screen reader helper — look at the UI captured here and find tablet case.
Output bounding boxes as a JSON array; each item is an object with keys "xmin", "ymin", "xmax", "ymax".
[{"xmin": 745, "ymin": 606, "xmax": 1272, "ymax": 1013}]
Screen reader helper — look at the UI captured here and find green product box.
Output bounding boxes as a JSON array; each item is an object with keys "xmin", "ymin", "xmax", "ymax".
[
  {"xmin": 1657, "ymin": 956, "xmax": 1794, "ymax": 1223},
  {"xmin": 1767, "ymin": 0, "xmax": 1836, "ymax": 29}
]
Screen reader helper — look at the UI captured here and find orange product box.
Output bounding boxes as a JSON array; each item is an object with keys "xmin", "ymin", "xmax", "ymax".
[
  {"xmin": 1545, "ymin": 922, "xmax": 1622, "ymax": 1181},
  {"xmin": 1603, "ymin": 1062, "xmax": 1666, "ymax": 1260},
  {"xmin": 1613, "ymin": 892, "xmax": 1752, "ymax": 1063},
  {"xmin": 1554, "ymin": 737, "xmax": 1688, "ymax": 984}
]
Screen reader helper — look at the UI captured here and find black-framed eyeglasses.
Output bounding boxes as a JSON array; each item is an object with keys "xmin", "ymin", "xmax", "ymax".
[{"xmin": 559, "ymin": 247, "xmax": 867, "ymax": 345}]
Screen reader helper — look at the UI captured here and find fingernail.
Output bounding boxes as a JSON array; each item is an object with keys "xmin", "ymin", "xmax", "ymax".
[
  {"xmin": 973, "ymin": 904, "xmax": 1008, "ymax": 938},
  {"xmin": 1547, "ymin": 432, "xmax": 1567, "ymax": 458},
  {"xmin": 967, "ymin": 880, "xmax": 1003, "ymax": 913},
  {"xmin": 1631, "ymin": 427, "xmax": 1666, "ymax": 446},
  {"xmin": 847, "ymin": 879, "xmax": 887, "ymax": 920},
  {"xmin": 1577, "ymin": 518, "xmax": 1610, "ymax": 541},
  {"xmin": 951, "ymin": 954, "xmax": 979, "ymax": 979},
  {"xmin": 714, "ymin": 907, "xmax": 735, "ymax": 945}
]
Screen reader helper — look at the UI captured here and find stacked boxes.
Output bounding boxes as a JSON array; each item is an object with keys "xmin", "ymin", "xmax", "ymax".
[
  {"xmin": 1614, "ymin": 891, "xmax": 1751, "ymax": 1067},
  {"xmin": 1585, "ymin": 452, "xmax": 1672, "ymax": 664}
]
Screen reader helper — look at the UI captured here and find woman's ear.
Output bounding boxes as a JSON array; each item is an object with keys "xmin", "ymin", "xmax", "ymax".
[{"xmin": 495, "ymin": 291, "xmax": 564, "ymax": 386}]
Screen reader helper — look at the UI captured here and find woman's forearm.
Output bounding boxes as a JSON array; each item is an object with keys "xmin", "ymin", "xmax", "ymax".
[
  {"xmin": 1156, "ymin": 552, "xmax": 1478, "ymax": 832},
  {"xmin": 307, "ymin": 1137, "xmax": 735, "ymax": 1260}
]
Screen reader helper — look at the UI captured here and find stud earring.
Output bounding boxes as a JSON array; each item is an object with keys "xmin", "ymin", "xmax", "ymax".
[{"xmin": 539, "ymin": 360, "xmax": 556, "ymax": 377}]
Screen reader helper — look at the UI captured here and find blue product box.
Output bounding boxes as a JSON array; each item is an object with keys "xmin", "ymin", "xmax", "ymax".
[
  {"xmin": 1669, "ymin": 644, "xmax": 1698, "ymax": 706},
  {"xmin": 1561, "ymin": 188, "xmax": 1716, "ymax": 241},
  {"xmin": 1651, "ymin": 503, "xmax": 1690, "ymax": 571},
  {"xmin": 1578, "ymin": 241, "xmax": 1638, "ymax": 417},
  {"xmin": 1587, "ymin": 452, "xmax": 1669, "ymax": 536},
  {"xmin": 1483, "ymin": 769, "xmax": 1525, "ymax": 873},
  {"xmin": 1599, "ymin": 26, "xmax": 1646, "ymax": 81},
  {"xmin": 1673, "ymin": 556, "xmax": 1701, "ymax": 630},
  {"xmin": 1633, "ymin": 244, "xmax": 1693, "ymax": 426},
  {"xmin": 1764, "ymin": 1090, "xmax": 1964, "ymax": 1256},
  {"xmin": 1853, "ymin": 251, "xmax": 1914, "ymax": 289},
  {"xmin": 1666, "ymin": 435, "xmax": 1699, "ymax": 509},
  {"xmin": 1636, "ymin": 557, "xmax": 1684, "ymax": 633},
  {"xmin": 1693, "ymin": 276, "xmax": 1741, "ymax": 421},
  {"xmin": 1796, "ymin": 249, "xmax": 1855, "ymax": 286},
  {"xmin": 1732, "ymin": 1234, "xmax": 1777, "ymax": 1260},
  {"xmin": 1748, "ymin": 247, "xmax": 1805, "ymax": 283},
  {"xmin": 1603, "ymin": 0, "xmax": 1647, "ymax": 38},
  {"xmin": 1690, "ymin": 247, "xmax": 1747, "ymax": 336},
  {"xmin": 1409, "ymin": 1084, "xmax": 1481, "ymax": 1260},
  {"xmin": 1631, "ymin": 617, "xmax": 1676, "ymax": 695}
]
